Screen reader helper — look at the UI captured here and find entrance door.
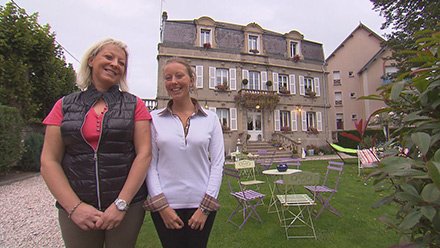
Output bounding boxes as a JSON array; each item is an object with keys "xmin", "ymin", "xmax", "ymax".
[{"xmin": 247, "ymin": 111, "xmax": 263, "ymax": 141}]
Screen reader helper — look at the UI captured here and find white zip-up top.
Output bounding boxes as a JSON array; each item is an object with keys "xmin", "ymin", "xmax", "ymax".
[{"xmin": 146, "ymin": 99, "xmax": 225, "ymax": 211}]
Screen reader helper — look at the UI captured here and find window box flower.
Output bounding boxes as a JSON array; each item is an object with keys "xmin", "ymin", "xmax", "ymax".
[
  {"xmin": 249, "ymin": 49, "xmax": 259, "ymax": 53},
  {"xmin": 281, "ymin": 126, "xmax": 290, "ymax": 132},
  {"xmin": 292, "ymin": 54, "xmax": 300, "ymax": 62},
  {"xmin": 305, "ymin": 88, "xmax": 316, "ymax": 97},
  {"xmin": 279, "ymin": 87, "xmax": 290, "ymax": 94},
  {"xmin": 215, "ymin": 83, "xmax": 228, "ymax": 91},
  {"xmin": 203, "ymin": 42, "xmax": 211, "ymax": 49},
  {"xmin": 222, "ymin": 125, "xmax": 230, "ymax": 132},
  {"xmin": 307, "ymin": 127, "xmax": 319, "ymax": 134}
]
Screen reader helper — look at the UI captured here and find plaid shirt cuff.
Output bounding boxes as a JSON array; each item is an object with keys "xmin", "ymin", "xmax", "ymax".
[
  {"xmin": 200, "ymin": 193, "xmax": 220, "ymax": 211},
  {"xmin": 143, "ymin": 193, "xmax": 169, "ymax": 212}
]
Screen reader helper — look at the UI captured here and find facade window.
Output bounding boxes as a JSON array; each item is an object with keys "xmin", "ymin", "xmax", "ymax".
[
  {"xmin": 348, "ymin": 71, "xmax": 354, "ymax": 77},
  {"xmin": 216, "ymin": 69, "xmax": 228, "ymax": 86},
  {"xmin": 334, "ymin": 92, "xmax": 342, "ymax": 106},
  {"xmin": 216, "ymin": 108, "xmax": 229, "ymax": 129},
  {"xmin": 200, "ymin": 29, "xmax": 211, "ymax": 46},
  {"xmin": 249, "ymin": 71, "xmax": 260, "ymax": 90},
  {"xmin": 290, "ymin": 41, "xmax": 298, "ymax": 57},
  {"xmin": 280, "ymin": 111, "xmax": 290, "ymax": 131},
  {"xmin": 351, "ymin": 114, "xmax": 358, "ymax": 121},
  {"xmin": 304, "ymin": 77, "xmax": 314, "ymax": 92},
  {"xmin": 336, "ymin": 113, "xmax": 344, "ymax": 130},
  {"xmin": 350, "ymin": 92, "xmax": 356, "ymax": 99},
  {"xmin": 306, "ymin": 112, "xmax": 316, "ymax": 129},
  {"xmin": 333, "ymin": 71, "xmax": 341, "ymax": 85},
  {"xmin": 248, "ymin": 35, "xmax": 259, "ymax": 53},
  {"xmin": 278, "ymin": 74, "xmax": 289, "ymax": 92}
]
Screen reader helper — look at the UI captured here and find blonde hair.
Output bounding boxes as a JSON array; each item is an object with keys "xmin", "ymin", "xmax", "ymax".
[
  {"xmin": 164, "ymin": 58, "xmax": 197, "ymax": 95},
  {"xmin": 76, "ymin": 38, "xmax": 129, "ymax": 91}
]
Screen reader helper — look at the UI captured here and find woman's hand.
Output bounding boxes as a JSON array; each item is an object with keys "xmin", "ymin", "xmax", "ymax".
[
  {"xmin": 188, "ymin": 208, "xmax": 208, "ymax": 230},
  {"xmin": 159, "ymin": 207, "xmax": 184, "ymax": 229},
  {"xmin": 70, "ymin": 203, "xmax": 103, "ymax": 231},
  {"xmin": 95, "ymin": 204, "xmax": 126, "ymax": 230}
]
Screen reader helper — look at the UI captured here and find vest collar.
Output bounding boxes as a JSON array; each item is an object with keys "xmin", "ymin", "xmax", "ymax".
[{"xmin": 83, "ymin": 84, "xmax": 121, "ymax": 106}]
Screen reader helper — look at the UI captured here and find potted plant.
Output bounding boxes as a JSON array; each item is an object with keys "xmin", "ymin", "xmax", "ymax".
[
  {"xmin": 215, "ymin": 83, "xmax": 228, "ymax": 91},
  {"xmin": 292, "ymin": 54, "xmax": 300, "ymax": 62},
  {"xmin": 306, "ymin": 144, "xmax": 317, "ymax": 156},
  {"xmin": 249, "ymin": 49, "xmax": 259, "ymax": 53},
  {"xmin": 266, "ymin": 80, "xmax": 273, "ymax": 87},
  {"xmin": 279, "ymin": 86, "xmax": 290, "ymax": 94},
  {"xmin": 281, "ymin": 126, "xmax": 290, "ymax": 132},
  {"xmin": 307, "ymin": 127, "xmax": 319, "ymax": 134},
  {"xmin": 305, "ymin": 87, "xmax": 316, "ymax": 97},
  {"xmin": 203, "ymin": 42, "xmax": 211, "ymax": 49},
  {"xmin": 242, "ymin": 79, "xmax": 248, "ymax": 85}
]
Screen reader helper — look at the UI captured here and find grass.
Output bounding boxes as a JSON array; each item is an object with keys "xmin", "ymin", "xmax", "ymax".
[{"xmin": 136, "ymin": 158, "xmax": 400, "ymax": 247}]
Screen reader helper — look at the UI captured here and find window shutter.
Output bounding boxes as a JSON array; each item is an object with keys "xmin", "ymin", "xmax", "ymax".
[
  {"xmin": 274, "ymin": 110, "xmax": 280, "ymax": 131},
  {"xmin": 317, "ymin": 111, "xmax": 323, "ymax": 131},
  {"xmin": 196, "ymin": 66, "xmax": 203, "ymax": 88},
  {"xmin": 314, "ymin": 77, "xmax": 321, "ymax": 96},
  {"xmin": 299, "ymin": 75, "xmax": 305, "ymax": 95},
  {"xmin": 291, "ymin": 110, "xmax": 297, "ymax": 131},
  {"xmin": 242, "ymin": 69, "xmax": 249, "ymax": 89},
  {"xmin": 230, "ymin": 108, "xmax": 237, "ymax": 131},
  {"xmin": 289, "ymin": 74, "xmax": 296, "ymax": 94},
  {"xmin": 261, "ymin": 71, "xmax": 268, "ymax": 90},
  {"xmin": 301, "ymin": 111, "xmax": 307, "ymax": 131},
  {"xmin": 273, "ymin": 72, "xmax": 279, "ymax": 92},
  {"xmin": 209, "ymin": 66, "xmax": 216, "ymax": 89},
  {"xmin": 229, "ymin": 68, "xmax": 236, "ymax": 90}
]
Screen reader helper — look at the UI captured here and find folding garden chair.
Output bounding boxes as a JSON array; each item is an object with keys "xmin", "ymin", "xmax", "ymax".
[
  {"xmin": 224, "ymin": 167, "xmax": 266, "ymax": 229},
  {"xmin": 277, "ymin": 171, "xmax": 320, "ymax": 239},
  {"xmin": 256, "ymin": 150, "xmax": 276, "ymax": 174},
  {"xmin": 304, "ymin": 161, "xmax": 344, "ymax": 219},
  {"xmin": 357, "ymin": 148, "xmax": 379, "ymax": 176},
  {"xmin": 234, "ymin": 160, "xmax": 265, "ymax": 190},
  {"xmin": 275, "ymin": 158, "xmax": 301, "ymax": 192}
]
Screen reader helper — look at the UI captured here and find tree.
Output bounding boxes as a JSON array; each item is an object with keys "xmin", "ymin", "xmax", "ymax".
[
  {"xmin": 0, "ymin": 2, "xmax": 77, "ymax": 121},
  {"xmin": 357, "ymin": 25, "xmax": 440, "ymax": 247},
  {"xmin": 371, "ymin": 0, "xmax": 440, "ymax": 72}
]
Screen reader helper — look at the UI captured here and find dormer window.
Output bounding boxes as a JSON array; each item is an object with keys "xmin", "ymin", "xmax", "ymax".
[
  {"xmin": 290, "ymin": 41, "xmax": 299, "ymax": 57},
  {"xmin": 248, "ymin": 35, "xmax": 260, "ymax": 53},
  {"xmin": 200, "ymin": 28, "xmax": 212, "ymax": 46}
]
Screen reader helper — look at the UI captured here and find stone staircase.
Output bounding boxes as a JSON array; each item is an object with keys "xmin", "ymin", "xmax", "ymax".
[{"xmin": 245, "ymin": 141, "xmax": 294, "ymax": 162}]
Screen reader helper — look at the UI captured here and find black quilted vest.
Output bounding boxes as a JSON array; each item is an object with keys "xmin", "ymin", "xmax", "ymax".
[{"xmin": 60, "ymin": 85, "xmax": 147, "ymax": 210}]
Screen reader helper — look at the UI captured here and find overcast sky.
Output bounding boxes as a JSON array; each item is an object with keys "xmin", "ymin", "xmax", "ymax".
[{"xmin": 1, "ymin": 0, "xmax": 389, "ymax": 99}]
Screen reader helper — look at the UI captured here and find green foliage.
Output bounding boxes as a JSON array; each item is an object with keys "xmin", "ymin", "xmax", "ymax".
[
  {"xmin": 371, "ymin": 0, "xmax": 440, "ymax": 74},
  {"xmin": 0, "ymin": 2, "xmax": 77, "ymax": 121},
  {"xmin": 361, "ymin": 25, "xmax": 440, "ymax": 247},
  {"xmin": 19, "ymin": 132, "xmax": 44, "ymax": 172},
  {"xmin": 0, "ymin": 104, "xmax": 23, "ymax": 172},
  {"xmin": 336, "ymin": 129, "xmax": 387, "ymax": 149}
]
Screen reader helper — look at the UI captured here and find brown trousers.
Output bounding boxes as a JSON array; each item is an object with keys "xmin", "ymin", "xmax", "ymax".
[{"xmin": 58, "ymin": 201, "xmax": 145, "ymax": 248}]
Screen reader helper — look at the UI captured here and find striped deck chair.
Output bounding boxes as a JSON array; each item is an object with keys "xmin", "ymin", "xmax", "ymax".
[{"xmin": 356, "ymin": 148, "xmax": 379, "ymax": 176}]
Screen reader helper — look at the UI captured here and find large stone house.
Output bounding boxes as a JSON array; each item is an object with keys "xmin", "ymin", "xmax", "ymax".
[
  {"xmin": 326, "ymin": 23, "xmax": 397, "ymax": 137},
  {"xmin": 155, "ymin": 13, "xmax": 327, "ymax": 156}
]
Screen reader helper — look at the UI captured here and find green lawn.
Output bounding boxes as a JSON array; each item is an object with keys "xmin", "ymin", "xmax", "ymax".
[{"xmin": 136, "ymin": 158, "xmax": 400, "ymax": 247}]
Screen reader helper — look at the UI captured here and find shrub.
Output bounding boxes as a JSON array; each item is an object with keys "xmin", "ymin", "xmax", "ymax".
[
  {"xmin": 19, "ymin": 132, "xmax": 44, "ymax": 172},
  {"xmin": 357, "ymin": 25, "xmax": 440, "ymax": 247},
  {"xmin": 0, "ymin": 105, "xmax": 23, "ymax": 173}
]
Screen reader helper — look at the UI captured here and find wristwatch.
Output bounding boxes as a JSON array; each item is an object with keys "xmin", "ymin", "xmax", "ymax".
[
  {"xmin": 114, "ymin": 198, "xmax": 129, "ymax": 211},
  {"xmin": 200, "ymin": 207, "xmax": 210, "ymax": 216}
]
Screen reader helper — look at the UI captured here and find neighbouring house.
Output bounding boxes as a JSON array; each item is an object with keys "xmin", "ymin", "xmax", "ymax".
[
  {"xmin": 154, "ymin": 12, "xmax": 328, "ymax": 156},
  {"xmin": 326, "ymin": 23, "xmax": 397, "ymax": 139}
]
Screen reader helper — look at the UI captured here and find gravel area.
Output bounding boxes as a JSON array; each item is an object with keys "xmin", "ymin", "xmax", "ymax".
[{"xmin": 0, "ymin": 175, "xmax": 64, "ymax": 248}]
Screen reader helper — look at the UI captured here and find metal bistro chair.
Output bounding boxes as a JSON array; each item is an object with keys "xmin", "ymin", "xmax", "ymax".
[
  {"xmin": 275, "ymin": 158, "xmax": 301, "ymax": 192},
  {"xmin": 224, "ymin": 167, "xmax": 265, "ymax": 229},
  {"xmin": 234, "ymin": 160, "xmax": 265, "ymax": 191},
  {"xmin": 256, "ymin": 150, "xmax": 276, "ymax": 174},
  {"xmin": 304, "ymin": 161, "xmax": 344, "ymax": 219},
  {"xmin": 277, "ymin": 171, "xmax": 320, "ymax": 239}
]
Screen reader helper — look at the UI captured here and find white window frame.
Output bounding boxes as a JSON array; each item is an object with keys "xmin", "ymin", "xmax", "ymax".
[
  {"xmin": 249, "ymin": 71, "xmax": 260, "ymax": 90},
  {"xmin": 278, "ymin": 74, "xmax": 289, "ymax": 93},
  {"xmin": 200, "ymin": 28, "xmax": 212, "ymax": 46},
  {"xmin": 280, "ymin": 111, "xmax": 291, "ymax": 131},
  {"xmin": 248, "ymin": 34, "xmax": 260, "ymax": 53},
  {"xmin": 216, "ymin": 68, "xmax": 229, "ymax": 86},
  {"xmin": 290, "ymin": 41, "xmax": 299, "ymax": 57}
]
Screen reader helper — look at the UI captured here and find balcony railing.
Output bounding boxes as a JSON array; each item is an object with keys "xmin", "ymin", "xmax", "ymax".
[{"xmin": 142, "ymin": 99, "xmax": 157, "ymax": 111}]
